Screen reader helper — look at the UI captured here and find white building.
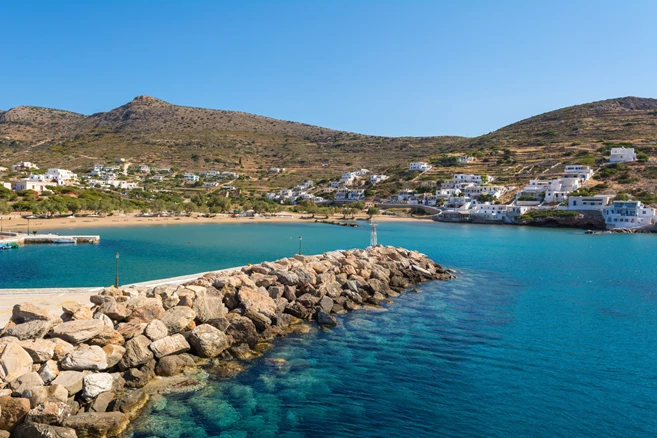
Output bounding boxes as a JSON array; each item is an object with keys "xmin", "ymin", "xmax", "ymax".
[
  {"xmin": 544, "ymin": 177, "xmax": 581, "ymax": 204},
  {"xmin": 204, "ymin": 182, "xmax": 219, "ymax": 188},
  {"xmin": 139, "ymin": 165, "xmax": 151, "ymax": 173},
  {"xmin": 602, "ymin": 200, "xmax": 656, "ymax": 229},
  {"xmin": 355, "ymin": 169, "xmax": 369, "ymax": 176},
  {"xmin": 12, "ymin": 161, "xmax": 38, "ymax": 171},
  {"xmin": 567, "ymin": 195, "xmax": 614, "ymax": 210},
  {"xmin": 564, "ymin": 165, "xmax": 594, "ymax": 182},
  {"xmin": 471, "ymin": 204, "xmax": 508, "ymax": 222},
  {"xmin": 369, "ymin": 175, "xmax": 388, "ymax": 185},
  {"xmin": 269, "ymin": 167, "xmax": 286, "ymax": 174},
  {"xmin": 458, "ymin": 155, "xmax": 474, "ymax": 165},
  {"xmin": 221, "ymin": 172, "xmax": 239, "ymax": 179},
  {"xmin": 184, "ymin": 173, "xmax": 199, "ymax": 182},
  {"xmin": 14, "ymin": 178, "xmax": 52, "ymax": 193},
  {"xmin": 609, "ymin": 147, "xmax": 636, "ymax": 163},
  {"xmin": 1, "ymin": 182, "xmax": 12, "ymax": 190},
  {"xmin": 46, "ymin": 168, "xmax": 78, "ymax": 183},
  {"xmin": 464, "ymin": 185, "xmax": 507, "ymax": 199},
  {"xmin": 151, "ymin": 175, "xmax": 166, "ymax": 182},
  {"xmin": 410, "ymin": 162, "xmax": 432, "ymax": 172}
]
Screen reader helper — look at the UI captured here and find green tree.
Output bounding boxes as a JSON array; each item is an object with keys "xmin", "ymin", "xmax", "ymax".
[{"xmin": 367, "ymin": 206, "xmax": 380, "ymax": 217}]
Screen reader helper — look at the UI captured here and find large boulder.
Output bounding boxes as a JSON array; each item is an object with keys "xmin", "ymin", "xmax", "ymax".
[
  {"xmin": 237, "ymin": 287, "xmax": 277, "ymax": 319},
  {"xmin": 193, "ymin": 296, "xmax": 227, "ymax": 323},
  {"xmin": 61, "ymin": 302, "xmax": 93, "ymax": 321},
  {"xmin": 154, "ymin": 355, "xmax": 189, "ymax": 377},
  {"xmin": 50, "ymin": 320, "xmax": 104, "ymax": 345},
  {"xmin": 98, "ymin": 298, "xmax": 131, "ymax": 322},
  {"xmin": 318, "ymin": 296, "xmax": 334, "ymax": 314},
  {"xmin": 82, "ymin": 373, "xmax": 114, "ymax": 400},
  {"xmin": 13, "ymin": 423, "xmax": 78, "ymax": 438},
  {"xmin": 115, "ymin": 321, "xmax": 146, "ymax": 340},
  {"xmin": 9, "ymin": 372, "xmax": 44, "ymax": 394},
  {"xmin": 60, "ymin": 346, "xmax": 108, "ymax": 371},
  {"xmin": 18, "ymin": 340, "xmax": 55, "ymax": 364},
  {"xmin": 87, "ymin": 327, "xmax": 125, "ymax": 347},
  {"xmin": 38, "ymin": 361, "xmax": 60, "ymax": 385},
  {"xmin": 0, "ymin": 343, "xmax": 34, "ymax": 382},
  {"xmin": 118, "ymin": 335, "xmax": 153, "ymax": 370},
  {"xmin": 160, "ymin": 307, "xmax": 196, "ymax": 335},
  {"xmin": 144, "ymin": 320, "xmax": 168, "ymax": 341},
  {"xmin": 188, "ymin": 324, "xmax": 230, "ymax": 358},
  {"xmin": 148, "ymin": 334, "xmax": 190, "ymax": 359},
  {"xmin": 25, "ymin": 400, "xmax": 72, "ymax": 426},
  {"xmin": 316, "ymin": 311, "xmax": 338, "ymax": 327},
  {"xmin": 0, "ymin": 396, "xmax": 30, "ymax": 432},
  {"xmin": 102, "ymin": 345, "xmax": 126, "ymax": 369},
  {"xmin": 11, "ymin": 304, "xmax": 55, "ymax": 324},
  {"xmin": 5, "ymin": 320, "xmax": 52, "ymax": 340},
  {"xmin": 63, "ymin": 412, "xmax": 129, "ymax": 438},
  {"xmin": 225, "ymin": 315, "xmax": 259, "ymax": 348},
  {"xmin": 274, "ymin": 270, "xmax": 299, "ymax": 286},
  {"xmin": 51, "ymin": 371, "xmax": 85, "ymax": 396},
  {"xmin": 126, "ymin": 299, "xmax": 165, "ymax": 324}
]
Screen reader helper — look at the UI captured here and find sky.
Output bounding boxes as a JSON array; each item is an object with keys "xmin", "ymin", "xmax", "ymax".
[{"xmin": 2, "ymin": 1, "xmax": 657, "ymax": 137}]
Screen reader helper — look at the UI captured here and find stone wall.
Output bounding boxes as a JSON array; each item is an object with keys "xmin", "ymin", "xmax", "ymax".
[{"xmin": 0, "ymin": 246, "xmax": 453, "ymax": 437}]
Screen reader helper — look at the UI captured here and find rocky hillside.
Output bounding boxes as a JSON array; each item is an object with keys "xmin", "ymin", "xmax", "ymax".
[{"xmin": 1, "ymin": 96, "xmax": 657, "ymax": 201}]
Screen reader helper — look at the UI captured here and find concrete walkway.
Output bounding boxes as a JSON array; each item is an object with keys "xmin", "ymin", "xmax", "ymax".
[{"xmin": 0, "ymin": 266, "xmax": 246, "ymax": 326}]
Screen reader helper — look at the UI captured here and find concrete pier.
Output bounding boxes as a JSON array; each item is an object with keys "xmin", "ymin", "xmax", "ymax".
[{"xmin": 0, "ymin": 232, "xmax": 100, "ymax": 245}]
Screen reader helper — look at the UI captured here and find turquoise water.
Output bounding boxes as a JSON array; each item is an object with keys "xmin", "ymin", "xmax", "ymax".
[{"xmin": 3, "ymin": 222, "xmax": 657, "ymax": 437}]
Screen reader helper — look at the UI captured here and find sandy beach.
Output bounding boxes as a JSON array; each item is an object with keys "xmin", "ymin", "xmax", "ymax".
[{"xmin": 0, "ymin": 211, "xmax": 423, "ymax": 233}]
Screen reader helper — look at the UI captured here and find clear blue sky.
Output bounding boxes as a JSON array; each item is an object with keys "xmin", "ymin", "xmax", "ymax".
[{"xmin": 2, "ymin": 1, "xmax": 657, "ymax": 137}]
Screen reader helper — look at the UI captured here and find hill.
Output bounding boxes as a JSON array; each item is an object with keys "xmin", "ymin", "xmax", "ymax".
[{"xmin": 1, "ymin": 96, "xmax": 657, "ymax": 203}]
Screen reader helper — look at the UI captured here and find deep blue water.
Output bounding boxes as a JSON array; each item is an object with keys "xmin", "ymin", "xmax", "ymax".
[{"xmin": 2, "ymin": 222, "xmax": 657, "ymax": 437}]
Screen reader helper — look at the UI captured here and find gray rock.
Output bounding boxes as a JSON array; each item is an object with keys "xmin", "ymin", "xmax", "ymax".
[
  {"xmin": 50, "ymin": 320, "xmax": 105, "ymax": 345},
  {"xmin": 18, "ymin": 340, "xmax": 56, "ymax": 364},
  {"xmin": 82, "ymin": 373, "xmax": 114, "ymax": 400},
  {"xmin": 188, "ymin": 324, "xmax": 231, "ymax": 358},
  {"xmin": 316, "ymin": 311, "xmax": 338, "ymax": 327},
  {"xmin": 243, "ymin": 309, "xmax": 272, "ymax": 332},
  {"xmin": 51, "ymin": 371, "xmax": 86, "ymax": 396},
  {"xmin": 98, "ymin": 298, "xmax": 131, "ymax": 322},
  {"xmin": 61, "ymin": 302, "xmax": 93, "ymax": 321},
  {"xmin": 154, "ymin": 355, "xmax": 185, "ymax": 377},
  {"xmin": 274, "ymin": 270, "xmax": 299, "ymax": 286},
  {"xmin": 225, "ymin": 315, "xmax": 259, "ymax": 348},
  {"xmin": 11, "ymin": 304, "xmax": 55, "ymax": 324},
  {"xmin": 144, "ymin": 320, "xmax": 168, "ymax": 341},
  {"xmin": 25, "ymin": 400, "xmax": 72, "ymax": 426},
  {"xmin": 9, "ymin": 372, "xmax": 44, "ymax": 395},
  {"xmin": 63, "ymin": 412, "xmax": 129, "ymax": 438},
  {"xmin": 149, "ymin": 334, "xmax": 190, "ymax": 359},
  {"xmin": 237, "ymin": 287, "xmax": 277, "ymax": 319},
  {"xmin": 89, "ymin": 391, "xmax": 114, "ymax": 413},
  {"xmin": 193, "ymin": 296, "xmax": 227, "ymax": 323},
  {"xmin": 60, "ymin": 346, "xmax": 108, "ymax": 371},
  {"xmin": 319, "ymin": 296, "xmax": 334, "ymax": 314},
  {"xmin": 5, "ymin": 320, "xmax": 52, "ymax": 340},
  {"xmin": 13, "ymin": 423, "xmax": 78, "ymax": 438},
  {"xmin": 160, "ymin": 307, "xmax": 196, "ymax": 335},
  {"xmin": 38, "ymin": 361, "xmax": 60, "ymax": 385},
  {"xmin": 118, "ymin": 335, "xmax": 153, "ymax": 370}
]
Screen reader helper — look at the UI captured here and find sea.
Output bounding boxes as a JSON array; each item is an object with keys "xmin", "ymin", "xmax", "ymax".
[{"xmin": 2, "ymin": 221, "xmax": 657, "ymax": 437}]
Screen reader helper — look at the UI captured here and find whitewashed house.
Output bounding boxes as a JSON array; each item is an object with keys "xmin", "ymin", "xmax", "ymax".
[
  {"xmin": 12, "ymin": 161, "xmax": 38, "ymax": 171},
  {"xmin": 567, "ymin": 195, "xmax": 614, "ymax": 210},
  {"xmin": 471, "ymin": 204, "xmax": 508, "ymax": 222},
  {"xmin": 369, "ymin": 175, "xmax": 388, "ymax": 184},
  {"xmin": 139, "ymin": 165, "xmax": 151, "ymax": 173},
  {"xmin": 184, "ymin": 173, "xmax": 200, "ymax": 182},
  {"xmin": 269, "ymin": 168, "xmax": 286, "ymax": 174},
  {"xmin": 46, "ymin": 168, "xmax": 78, "ymax": 184},
  {"xmin": 609, "ymin": 148, "xmax": 636, "ymax": 163},
  {"xmin": 1, "ymin": 182, "xmax": 12, "ymax": 190},
  {"xmin": 410, "ymin": 162, "xmax": 432, "ymax": 172},
  {"xmin": 14, "ymin": 178, "xmax": 52, "ymax": 193},
  {"xmin": 458, "ymin": 155, "xmax": 474, "ymax": 165},
  {"xmin": 564, "ymin": 165, "xmax": 594, "ymax": 181},
  {"xmin": 602, "ymin": 200, "xmax": 656, "ymax": 229},
  {"xmin": 543, "ymin": 178, "xmax": 581, "ymax": 204}
]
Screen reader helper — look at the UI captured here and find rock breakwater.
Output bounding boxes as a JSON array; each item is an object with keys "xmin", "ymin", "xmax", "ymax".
[{"xmin": 0, "ymin": 246, "xmax": 453, "ymax": 437}]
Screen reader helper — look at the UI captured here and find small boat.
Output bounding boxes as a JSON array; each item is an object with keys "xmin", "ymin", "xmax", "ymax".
[{"xmin": 53, "ymin": 238, "xmax": 76, "ymax": 244}]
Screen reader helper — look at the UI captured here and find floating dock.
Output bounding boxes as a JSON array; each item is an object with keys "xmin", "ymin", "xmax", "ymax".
[{"xmin": 0, "ymin": 232, "xmax": 100, "ymax": 245}]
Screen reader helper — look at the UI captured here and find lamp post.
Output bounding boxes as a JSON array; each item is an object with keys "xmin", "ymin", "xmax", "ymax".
[
  {"xmin": 27, "ymin": 218, "xmax": 30, "ymax": 235},
  {"xmin": 298, "ymin": 236, "xmax": 302, "ymax": 255},
  {"xmin": 115, "ymin": 252, "xmax": 120, "ymax": 288},
  {"xmin": 0, "ymin": 216, "xmax": 3, "ymax": 232}
]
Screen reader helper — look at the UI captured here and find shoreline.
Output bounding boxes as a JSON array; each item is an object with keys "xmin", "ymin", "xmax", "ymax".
[
  {"xmin": 0, "ymin": 247, "xmax": 453, "ymax": 437},
  {"xmin": 0, "ymin": 212, "xmax": 424, "ymax": 233}
]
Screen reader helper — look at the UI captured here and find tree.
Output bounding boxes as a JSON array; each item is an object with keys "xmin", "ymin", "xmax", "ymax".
[
  {"xmin": 367, "ymin": 206, "xmax": 380, "ymax": 217},
  {"xmin": 185, "ymin": 202, "xmax": 198, "ymax": 213},
  {"xmin": 0, "ymin": 200, "xmax": 12, "ymax": 215}
]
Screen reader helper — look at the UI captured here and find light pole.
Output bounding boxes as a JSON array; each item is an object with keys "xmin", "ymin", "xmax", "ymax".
[
  {"xmin": 27, "ymin": 218, "xmax": 30, "ymax": 235},
  {"xmin": 0, "ymin": 216, "xmax": 3, "ymax": 233},
  {"xmin": 115, "ymin": 252, "xmax": 120, "ymax": 288},
  {"xmin": 298, "ymin": 236, "xmax": 302, "ymax": 255}
]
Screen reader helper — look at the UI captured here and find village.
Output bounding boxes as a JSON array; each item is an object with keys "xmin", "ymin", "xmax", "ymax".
[{"xmin": 0, "ymin": 146, "xmax": 655, "ymax": 230}]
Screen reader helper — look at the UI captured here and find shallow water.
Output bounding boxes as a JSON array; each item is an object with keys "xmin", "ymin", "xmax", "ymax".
[{"xmin": 3, "ymin": 221, "xmax": 657, "ymax": 436}]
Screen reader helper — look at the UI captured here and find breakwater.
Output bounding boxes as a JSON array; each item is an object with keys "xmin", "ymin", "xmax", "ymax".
[{"xmin": 0, "ymin": 246, "xmax": 453, "ymax": 437}]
